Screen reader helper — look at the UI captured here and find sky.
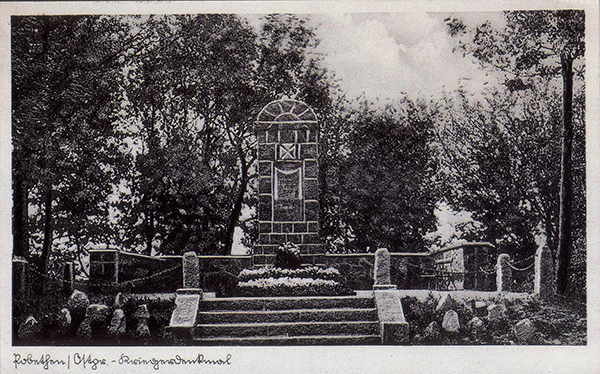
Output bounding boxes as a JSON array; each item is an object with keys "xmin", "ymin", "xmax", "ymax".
[{"xmin": 306, "ymin": 12, "xmax": 506, "ymax": 103}]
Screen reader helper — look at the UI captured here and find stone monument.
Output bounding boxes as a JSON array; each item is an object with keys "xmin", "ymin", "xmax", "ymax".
[{"xmin": 254, "ymin": 99, "xmax": 324, "ymax": 265}]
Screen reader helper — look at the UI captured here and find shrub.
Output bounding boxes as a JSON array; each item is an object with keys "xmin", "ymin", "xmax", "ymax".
[
  {"xmin": 275, "ymin": 243, "xmax": 301, "ymax": 269},
  {"xmin": 236, "ymin": 277, "xmax": 354, "ymax": 297},
  {"xmin": 203, "ymin": 270, "xmax": 239, "ymax": 297}
]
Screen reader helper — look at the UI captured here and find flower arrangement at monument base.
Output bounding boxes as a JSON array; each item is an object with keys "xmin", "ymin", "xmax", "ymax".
[
  {"xmin": 229, "ymin": 243, "xmax": 353, "ymax": 296},
  {"xmin": 236, "ymin": 276, "xmax": 354, "ymax": 297},
  {"xmin": 238, "ymin": 266, "xmax": 342, "ymax": 283}
]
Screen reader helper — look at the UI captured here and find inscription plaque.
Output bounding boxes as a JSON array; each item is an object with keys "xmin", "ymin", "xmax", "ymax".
[{"xmin": 275, "ymin": 167, "xmax": 301, "ymax": 200}]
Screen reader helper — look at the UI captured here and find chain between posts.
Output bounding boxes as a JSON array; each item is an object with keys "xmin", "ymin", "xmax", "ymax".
[
  {"xmin": 505, "ymin": 254, "xmax": 536, "ymax": 272},
  {"xmin": 407, "ymin": 261, "xmax": 497, "ymax": 275},
  {"xmin": 29, "ymin": 264, "xmax": 182, "ymax": 289},
  {"xmin": 507, "ymin": 262, "xmax": 535, "ymax": 272}
]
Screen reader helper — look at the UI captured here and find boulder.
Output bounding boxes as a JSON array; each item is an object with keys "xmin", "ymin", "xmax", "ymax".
[
  {"xmin": 134, "ymin": 304, "xmax": 150, "ymax": 321},
  {"xmin": 85, "ymin": 304, "xmax": 111, "ymax": 324},
  {"xmin": 442, "ymin": 310, "xmax": 460, "ymax": 333},
  {"xmin": 107, "ymin": 309, "xmax": 127, "ymax": 336},
  {"xmin": 487, "ymin": 304, "xmax": 507, "ymax": 322},
  {"xmin": 515, "ymin": 318, "xmax": 536, "ymax": 343},
  {"xmin": 57, "ymin": 308, "xmax": 72, "ymax": 335},
  {"xmin": 76, "ymin": 320, "xmax": 92, "ymax": 341},
  {"xmin": 136, "ymin": 321, "xmax": 151, "ymax": 339},
  {"xmin": 67, "ymin": 290, "xmax": 90, "ymax": 317},
  {"xmin": 423, "ymin": 321, "xmax": 441, "ymax": 342},
  {"xmin": 17, "ymin": 315, "xmax": 40, "ymax": 343},
  {"xmin": 474, "ymin": 300, "xmax": 487, "ymax": 316},
  {"xmin": 467, "ymin": 317, "xmax": 486, "ymax": 335},
  {"xmin": 436, "ymin": 294, "xmax": 459, "ymax": 313}
]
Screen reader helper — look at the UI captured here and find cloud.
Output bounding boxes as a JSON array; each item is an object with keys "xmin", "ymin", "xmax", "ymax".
[{"xmin": 310, "ymin": 12, "xmax": 501, "ymax": 102}]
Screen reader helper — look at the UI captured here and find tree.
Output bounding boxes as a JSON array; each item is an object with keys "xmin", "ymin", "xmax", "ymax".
[
  {"xmin": 322, "ymin": 99, "xmax": 438, "ymax": 253},
  {"xmin": 446, "ymin": 10, "xmax": 585, "ymax": 294},
  {"xmin": 12, "ymin": 16, "xmax": 134, "ymax": 276},
  {"xmin": 432, "ymin": 85, "xmax": 564, "ymax": 262}
]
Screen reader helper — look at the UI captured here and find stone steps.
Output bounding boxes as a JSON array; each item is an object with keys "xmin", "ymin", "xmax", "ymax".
[
  {"xmin": 198, "ymin": 307, "xmax": 377, "ymax": 324},
  {"xmin": 195, "ymin": 321, "xmax": 380, "ymax": 338},
  {"xmin": 199, "ymin": 295, "xmax": 375, "ymax": 311},
  {"xmin": 193, "ymin": 334, "xmax": 382, "ymax": 346},
  {"xmin": 191, "ymin": 294, "xmax": 381, "ymax": 345}
]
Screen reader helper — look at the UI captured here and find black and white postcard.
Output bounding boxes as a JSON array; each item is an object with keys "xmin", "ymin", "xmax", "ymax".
[{"xmin": 1, "ymin": 1, "xmax": 599, "ymax": 373}]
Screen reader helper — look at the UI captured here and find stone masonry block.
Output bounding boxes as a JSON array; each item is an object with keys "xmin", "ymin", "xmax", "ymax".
[
  {"xmin": 258, "ymin": 195, "xmax": 272, "ymax": 221},
  {"xmin": 303, "ymin": 178, "xmax": 319, "ymax": 200},
  {"xmin": 304, "ymin": 160, "xmax": 318, "ymax": 178},
  {"xmin": 258, "ymin": 178, "xmax": 272, "ymax": 194},
  {"xmin": 258, "ymin": 143, "xmax": 276, "ymax": 160},
  {"xmin": 260, "ymin": 245, "xmax": 279, "ymax": 255},
  {"xmin": 287, "ymin": 234, "xmax": 302, "ymax": 244},
  {"xmin": 301, "ymin": 244, "xmax": 325, "ymax": 255},
  {"xmin": 257, "ymin": 130, "xmax": 267, "ymax": 143},
  {"xmin": 259, "ymin": 222, "xmax": 272, "ymax": 233},
  {"xmin": 293, "ymin": 222, "xmax": 307, "ymax": 233},
  {"xmin": 270, "ymin": 234, "xmax": 286, "ymax": 245},
  {"xmin": 374, "ymin": 290, "xmax": 408, "ymax": 344},
  {"xmin": 300, "ymin": 143, "xmax": 318, "ymax": 159},
  {"xmin": 258, "ymin": 161, "xmax": 272, "ymax": 175},
  {"xmin": 297, "ymin": 129, "xmax": 307, "ymax": 143},
  {"xmin": 258, "ymin": 234, "xmax": 270, "ymax": 245},
  {"xmin": 282, "ymin": 223, "xmax": 293, "ymax": 233},
  {"xmin": 280, "ymin": 129, "xmax": 296, "ymax": 143},
  {"xmin": 302, "ymin": 233, "xmax": 320, "ymax": 244},
  {"xmin": 307, "ymin": 221, "xmax": 319, "ymax": 233},
  {"xmin": 305, "ymin": 200, "xmax": 319, "ymax": 221},
  {"xmin": 267, "ymin": 129, "xmax": 278, "ymax": 143}
]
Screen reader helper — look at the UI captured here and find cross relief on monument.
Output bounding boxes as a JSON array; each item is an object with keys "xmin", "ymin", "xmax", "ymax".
[{"xmin": 278, "ymin": 143, "xmax": 298, "ymax": 160}]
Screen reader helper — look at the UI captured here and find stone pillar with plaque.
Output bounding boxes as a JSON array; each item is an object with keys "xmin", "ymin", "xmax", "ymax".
[{"xmin": 254, "ymin": 99, "xmax": 323, "ymax": 265}]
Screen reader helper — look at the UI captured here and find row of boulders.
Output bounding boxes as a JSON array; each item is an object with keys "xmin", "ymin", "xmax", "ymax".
[
  {"xmin": 405, "ymin": 293, "xmax": 540, "ymax": 344},
  {"xmin": 17, "ymin": 290, "xmax": 154, "ymax": 344}
]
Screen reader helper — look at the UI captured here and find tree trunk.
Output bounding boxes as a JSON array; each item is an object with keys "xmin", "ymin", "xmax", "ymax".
[
  {"xmin": 224, "ymin": 149, "xmax": 248, "ymax": 255},
  {"xmin": 555, "ymin": 53, "xmax": 574, "ymax": 295},
  {"xmin": 12, "ymin": 169, "xmax": 28, "ymax": 259},
  {"xmin": 40, "ymin": 186, "xmax": 53, "ymax": 274}
]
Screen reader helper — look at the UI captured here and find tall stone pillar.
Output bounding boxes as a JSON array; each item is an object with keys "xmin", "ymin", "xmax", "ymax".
[
  {"xmin": 534, "ymin": 244, "xmax": 554, "ymax": 299},
  {"xmin": 374, "ymin": 248, "xmax": 396, "ymax": 290},
  {"xmin": 496, "ymin": 254, "xmax": 512, "ymax": 292},
  {"xmin": 254, "ymin": 99, "xmax": 324, "ymax": 265}
]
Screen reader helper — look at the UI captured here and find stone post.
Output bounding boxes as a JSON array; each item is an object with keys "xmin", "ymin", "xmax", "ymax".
[
  {"xmin": 534, "ymin": 244, "xmax": 554, "ymax": 299},
  {"xmin": 182, "ymin": 251, "xmax": 200, "ymax": 290},
  {"xmin": 374, "ymin": 248, "xmax": 396, "ymax": 290},
  {"xmin": 12, "ymin": 257, "xmax": 29, "ymax": 301},
  {"xmin": 62, "ymin": 262, "xmax": 74, "ymax": 297},
  {"xmin": 496, "ymin": 254, "xmax": 512, "ymax": 292},
  {"xmin": 170, "ymin": 251, "xmax": 202, "ymax": 333}
]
